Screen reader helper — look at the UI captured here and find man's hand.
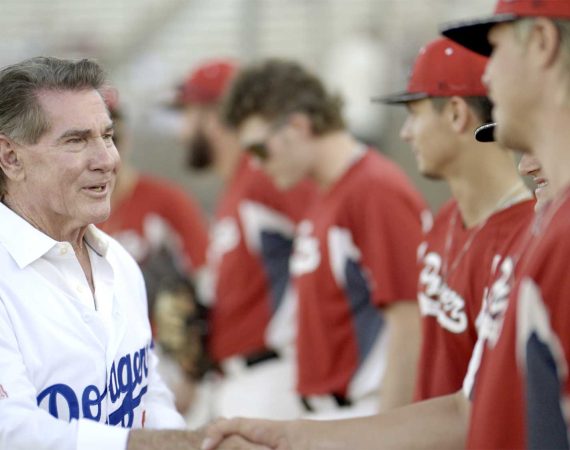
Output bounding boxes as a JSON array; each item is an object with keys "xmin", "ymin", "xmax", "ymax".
[
  {"xmin": 127, "ymin": 429, "xmax": 206, "ymax": 449},
  {"xmin": 127, "ymin": 427, "xmax": 275, "ymax": 450},
  {"xmin": 202, "ymin": 418, "xmax": 293, "ymax": 450}
]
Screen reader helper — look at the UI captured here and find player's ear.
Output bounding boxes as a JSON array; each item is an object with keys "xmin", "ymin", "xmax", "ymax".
[
  {"xmin": 447, "ymin": 97, "xmax": 470, "ymax": 134},
  {"xmin": 528, "ymin": 18, "xmax": 561, "ymax": 69},
  {"xmin": 0, "ymin": 134, "xmax": 25, "ymax": 182}
]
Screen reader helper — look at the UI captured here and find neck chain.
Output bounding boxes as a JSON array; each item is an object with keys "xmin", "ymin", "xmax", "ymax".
[{"xmin": 441, "ymin": 182, "xmax": 531, "ymax": 279}]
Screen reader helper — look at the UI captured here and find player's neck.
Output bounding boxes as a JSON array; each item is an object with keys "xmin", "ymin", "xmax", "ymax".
[
  {"xmin": 448, "ymin": 157, "xmax": 531, "ymax": 228},
  {"xmin": 532, "ymin": 110, "xmax": 570, "ymax": 199},
  {"xmin": 312, "ymin": 131, "xmax": 363, "ymax": 189}
]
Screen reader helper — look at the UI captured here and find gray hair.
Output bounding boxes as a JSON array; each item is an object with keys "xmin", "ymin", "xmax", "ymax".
[{"xmin": 0, "ymin": 56, "xmax": 107, "ymax": 198}]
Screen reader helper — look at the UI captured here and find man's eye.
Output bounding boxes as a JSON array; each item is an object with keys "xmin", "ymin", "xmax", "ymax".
[
  {"xmin": 103, "ymin": 133, "xmax": 114, "ymax": 141},
  {"xmin": 67, "ymin": 138, "xmax": 84, "ymax": 144}
]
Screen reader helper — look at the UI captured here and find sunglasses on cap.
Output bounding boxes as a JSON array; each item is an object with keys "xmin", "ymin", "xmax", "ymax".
[{"xmin": 244, "ymin": 142, "xmax": 270, "ymax": 161}]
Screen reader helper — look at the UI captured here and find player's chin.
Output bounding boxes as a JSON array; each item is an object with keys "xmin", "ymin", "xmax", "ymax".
[{"xmin": 419, "ymin": 166, "xmax": 443, "ymax": 181}]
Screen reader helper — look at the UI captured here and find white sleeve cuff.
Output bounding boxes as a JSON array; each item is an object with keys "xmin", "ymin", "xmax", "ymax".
[{"xmin": 76, "ymin": 419, "xmax": 130, "ymax": 450}]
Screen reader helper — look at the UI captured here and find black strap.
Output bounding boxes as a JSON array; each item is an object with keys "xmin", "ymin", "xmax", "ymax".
[
  {"xmin": 300, "ymin": 393, "xmax": 352, "ymax": 412},
  {"xmin": 245, "ymin": 348, "xmax": 280, "ymax": 367}
]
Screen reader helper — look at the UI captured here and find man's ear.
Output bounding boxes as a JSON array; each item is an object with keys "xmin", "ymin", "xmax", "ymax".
[
  {"xmin": 529, "ymin": 18, "xmax": 561, "ymax": 69},
  {"xmin": 446, "ymin": 96, "xmax": 471, "ymax": 134},
  {"xmin": 0, "ymin": 135, "xmax": 24, "ymax": 181}
]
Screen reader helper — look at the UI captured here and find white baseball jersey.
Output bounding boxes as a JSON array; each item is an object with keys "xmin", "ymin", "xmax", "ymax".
[{"xmin": 0, "ymin": 203, "xmax": 185, "ymax": 450}]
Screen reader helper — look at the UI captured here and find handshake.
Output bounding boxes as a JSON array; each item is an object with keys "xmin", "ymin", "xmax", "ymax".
[{"xmin": 126, "ymin": 418, "xmax": 292, "ymax": 450}]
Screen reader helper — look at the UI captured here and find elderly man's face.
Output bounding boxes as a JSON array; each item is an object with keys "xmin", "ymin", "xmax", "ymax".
[{"xmin": 18, "ymin": 89, "xmax": 120, "ymax": 229}]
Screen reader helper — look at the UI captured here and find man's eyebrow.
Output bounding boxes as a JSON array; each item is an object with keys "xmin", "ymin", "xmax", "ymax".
[
  {"xmin": 57, "ymin": 123, "xmax": 114, "ymax": 141},
  {"xmin": 57, "ymin": 128, "xmax": 92, "ymax": 141}
]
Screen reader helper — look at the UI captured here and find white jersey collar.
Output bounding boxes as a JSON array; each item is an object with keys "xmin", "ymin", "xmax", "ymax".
[{"xmin": 0, "ymin": 202, "xmax": 109, "ymax": 268}]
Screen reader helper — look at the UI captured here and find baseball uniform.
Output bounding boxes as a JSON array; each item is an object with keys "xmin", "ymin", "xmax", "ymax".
[
  {"xmin": 292, "ymin": 147, "xmax": 427, "ymax": 418},
  {"xmin": 0, "ymin": 202, "xmax": 185, "ymax": 450},
  {"xmin": 207, "ymin": 153, "xmax": 316, "ymax": 419},
  {"xmin": 415, "ymin": 198, "xmax": 535, "ymax": 400},
  {"xmin": 467, "ymin": 191, "xmax": 570, "ymax": 449}
]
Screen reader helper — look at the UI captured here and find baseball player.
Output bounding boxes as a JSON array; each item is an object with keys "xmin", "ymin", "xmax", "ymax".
[
  {"xmin": 201, "ymin": 132, "xmax": 553, "ymax": 450},
  {"xmin": 221, "ymin": 59, "xmax": 428, "ymax": 419},
  {"xmin": 442, "ymin": 0, "xmax": 570, "ymax": 447},
  {"xmin": 176, "ymin": 60, "xmax": 317, "ymax": 420},
  {"xmin": 212, "ymin": 1, "xmax": 570, "ymax": 447},
  {"xmin": 375, "ymin": 37, "xmax": 535, "ymax": 400}
]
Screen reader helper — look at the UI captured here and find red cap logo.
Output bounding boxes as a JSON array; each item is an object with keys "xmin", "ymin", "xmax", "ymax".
[{"xmin": 406, "ymin": 37, "xmax": 488, "ymax": 98}]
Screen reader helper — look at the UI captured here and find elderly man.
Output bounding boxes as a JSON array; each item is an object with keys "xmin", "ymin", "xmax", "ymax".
[{"xmin": 0, "ymin": 56, "xmax": 261, "ymax": 450}]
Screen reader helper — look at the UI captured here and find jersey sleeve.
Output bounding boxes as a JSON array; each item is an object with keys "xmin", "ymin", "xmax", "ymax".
[
  {"xmin": 0, "ymin": 296, "xmax": 130, "ymax": 450},
  {"xmin": 349, "ymin": 180, "xmax": 425, "ymax": 307}
]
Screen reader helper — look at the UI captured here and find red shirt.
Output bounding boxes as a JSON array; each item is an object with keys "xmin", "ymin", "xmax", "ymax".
[
  {"xmin": 99, "ymin": 174, "xmax": 209, "ymax": 272},
  {"xmin": 293, "ymin": 149, "xmax": 428, "ymax": 396},
  {"xmin": 415, "ymin": 199, "xmax": 534, "ymax": 400},
  {"xmin": 469, "ymin": 193, "xmax": 570, "ymax": 449},
  {"xmin": 208, "ymin": 155, "xmax": 317, "ymax": 361}
]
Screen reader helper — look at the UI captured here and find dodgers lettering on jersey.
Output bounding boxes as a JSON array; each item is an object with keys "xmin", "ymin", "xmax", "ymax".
[
  {"xmin": 415, "ymin": 199, "xmax": 535, "ymax": 401},
  {"xmin": 463, "ymin": 254, "xmax": 515, "ymax": 399},
  {"xmin": 478, "ymin": 255, "xmax": 513, "ymax": 347},
  {"xmin": 418, "ymin": 246, "xmax": 468, "ymax": 334},
  {"xmin": 37, "ymin": 344, "xmax": 150, "ymax": 427}
]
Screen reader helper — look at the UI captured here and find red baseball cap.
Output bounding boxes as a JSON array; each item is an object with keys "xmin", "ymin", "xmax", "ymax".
[
  {"xmin": 373, "ymin": 37, "xmax": 488, "ymax": 104},
  {"xmin": 442, "ymin": 0, "xmax": 570, "ymax": 56},
  {"xmin": 174, "ymin": 59, "xmax": 237, "ymax": 107}
]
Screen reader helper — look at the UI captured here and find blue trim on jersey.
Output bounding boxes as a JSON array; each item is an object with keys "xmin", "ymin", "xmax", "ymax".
[
  {"xmin": 260, "ymin": 230, "xmax": 295, "ymax": 313},
  {"xmin": 526, "ymin": 332, "xmax": 569, "ymax": 450},
  {"xmin": 344, "ymin": 259, "xmax": 383, "ymax": 365}
]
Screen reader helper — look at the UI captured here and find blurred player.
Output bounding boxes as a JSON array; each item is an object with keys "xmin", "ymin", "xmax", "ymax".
[
  {"xmin": 442, "ymin": 1, "xmax": 570, "ymax": 446},
  {"xmin": 201, "ymin": 124, "xmax": 554, "ymax": 450},
  {"xmin": 176, "ymin": 60, "xmax": 317, "ymax": 420},
  {"xmin": 376, "ymin": 37, "xmax": 534, "ymax": 400},
  {"xmin": 221, "ymin": 58, "xmax": 428, "ymax": 419}
]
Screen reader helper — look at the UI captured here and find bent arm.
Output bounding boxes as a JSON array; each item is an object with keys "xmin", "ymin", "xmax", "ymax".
[
  {"xmin": 379, "ymin": 300, "xmax": 421, "ymax": 411},
  {"xmin": 204, "ymin": 391, "xmax": 470, "ymax": 450}
]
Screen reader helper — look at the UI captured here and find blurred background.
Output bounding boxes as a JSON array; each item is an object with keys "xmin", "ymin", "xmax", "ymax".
[{"xmin": 1, "ymin": 0, "xmax": 495, "ymax": 215}]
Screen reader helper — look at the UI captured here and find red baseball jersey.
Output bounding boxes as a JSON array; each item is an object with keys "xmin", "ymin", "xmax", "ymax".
[
  {"xmin": 99, "ymin": 174, "xmax": 209, "ymax": 272},
  {"xmin": 415, "ymin": 198, "xmax": 535, "ymax": 400},
  {"xmin": 208, "ymin": 154, "xmax": 317, "ymax": 361},
  {"xmin": 468, "ymin": 191, "xmax": 570, "ymax": 449},
  {"xmin": 293, "ymin": 149, "xmax": 428, "ymax": 397}
]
